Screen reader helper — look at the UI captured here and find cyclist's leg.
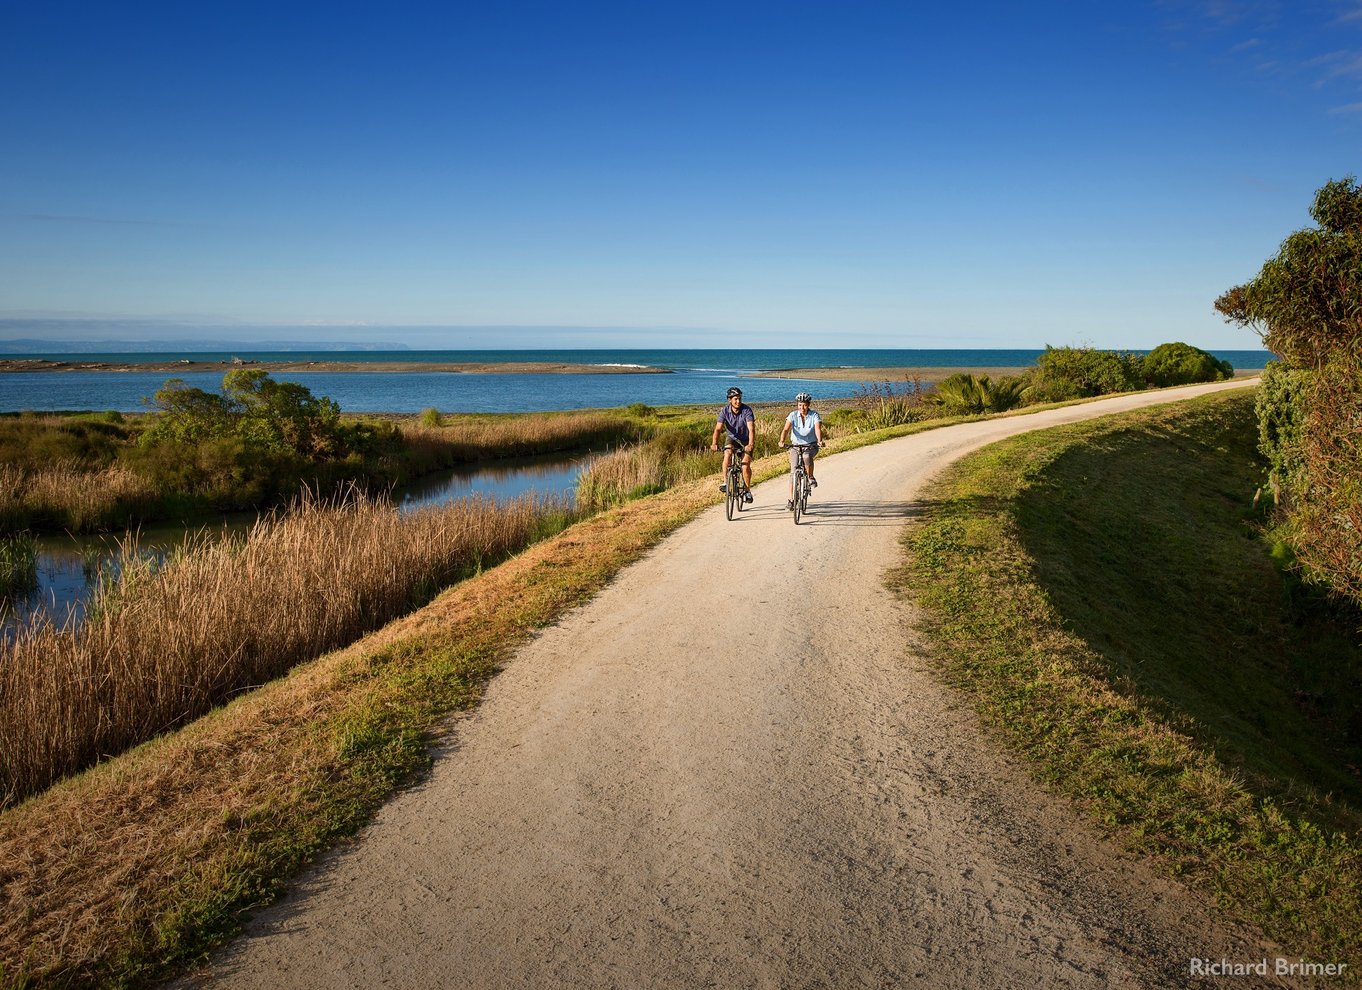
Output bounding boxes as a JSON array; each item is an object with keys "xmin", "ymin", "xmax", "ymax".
[
  {"xmin": 806, "ymin": 448, "xmax": 817, "ymax": 485},
  {"xmin": 720, "ymin": 445, "xmax": 733, "ymax": 490},
  {"xmin": 741, "ymin": 450, "xmax": 753, "ymax": 489}
]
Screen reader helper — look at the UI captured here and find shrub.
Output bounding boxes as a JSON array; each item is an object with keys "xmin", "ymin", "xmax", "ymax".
[
  {"xmin": 418, "ymin": 407, "xmax": 442, "ymax": 428},
  {"xmin": 1254, "ymin": 360, "xmax": 1310, "ymax": 503},
  {"xmin": 1142, "ymin": 342, "xmax": 1233, "ymax": 387},
  {"xmin": 1218, "ymin": 176, "xmax": 1362, "ymax": 608},
  {"xmin": 1023, "ymin": 346, "xmax": 1145, "ymax": 402},
  {"xmin": 851, "ymin": 379, "xmax": 932, "ymax": 430}
]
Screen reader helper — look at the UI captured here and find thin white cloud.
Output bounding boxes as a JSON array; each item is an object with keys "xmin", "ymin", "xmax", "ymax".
[
  {"xmin": 1327, "ymin": 100, "xmax": 1362, "ymax": 113},
  {"xmin": 1335, "ymin": 2, "xmax": 1362, "ymax": 24}
]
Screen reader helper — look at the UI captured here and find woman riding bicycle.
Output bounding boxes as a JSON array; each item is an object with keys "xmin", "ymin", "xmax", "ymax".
[{"xmin": 778, "ymin": 392, "xmax": 824, "ymax": 510}]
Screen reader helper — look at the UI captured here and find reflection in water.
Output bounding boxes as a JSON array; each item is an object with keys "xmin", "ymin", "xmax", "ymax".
[
  {"xmin": 3, "ymin": 452, "xmax": 593, "ymax": 633},
  {"xmin": 394, "ymin": 451, "xmax": 590, "ymax": 513}
]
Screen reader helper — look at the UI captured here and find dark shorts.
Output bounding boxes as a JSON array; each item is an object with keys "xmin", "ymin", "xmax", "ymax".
[{"xmin": 725, "ymin": 439, "xmax": 751, "ymax": 461}]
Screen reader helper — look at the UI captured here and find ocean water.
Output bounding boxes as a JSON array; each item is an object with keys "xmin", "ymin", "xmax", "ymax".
[{"xmin": 0, "ymin": 349, "xmax": 1273, "ymax": 414}]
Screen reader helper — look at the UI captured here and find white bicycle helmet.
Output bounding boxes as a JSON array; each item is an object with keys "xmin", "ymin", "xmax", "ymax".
[{"xmin": 795, "ymin": 392, "xmax": 812, "ymax": 404}]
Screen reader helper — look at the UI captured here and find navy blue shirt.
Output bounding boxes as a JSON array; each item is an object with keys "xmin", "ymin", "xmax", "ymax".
[{"xmin": 718, "ymin": 402, "xmax": 755, "ymax": 445}]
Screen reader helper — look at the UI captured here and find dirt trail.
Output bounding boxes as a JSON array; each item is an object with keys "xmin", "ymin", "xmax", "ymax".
[{"xmin": 187, "ymin": 380, "xmax": 1293, "ymax": 989}]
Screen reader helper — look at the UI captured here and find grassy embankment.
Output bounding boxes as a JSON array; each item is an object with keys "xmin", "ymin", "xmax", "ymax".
[{"xmin": 894, "ymin": 388, "xmax": 1362, "ymax": 965}]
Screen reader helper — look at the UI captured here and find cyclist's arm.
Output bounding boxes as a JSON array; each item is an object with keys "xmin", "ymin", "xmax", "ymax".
[
  {"xmin": 814, "ymin": 416, "xmax": 824, "ymax": 447},
  {"xmin": 743, "ymin": 411, "xmax": 755, "ymax": 452},
  {"xmin": 711, "ymin": 419, "xmax": 723, "ymax": 450},
  {"xmin": 779, "ymin": 419, "xmax": 792, "ymax": 446}
]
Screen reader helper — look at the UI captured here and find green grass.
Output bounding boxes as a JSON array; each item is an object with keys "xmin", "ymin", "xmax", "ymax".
[{"xmin": 894, "ymin": 388, "xmax": 1362, "ymax": 964}]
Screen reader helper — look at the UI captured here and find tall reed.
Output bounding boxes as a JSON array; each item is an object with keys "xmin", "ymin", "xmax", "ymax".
[
  {"xmin": 0, "ymin": 532, "xmax": 37, "ymax": 598},
  {"xmin": 10, "ymin": 461, "xmax": 160, "ymax": 532},
  {"xmin": 398, "ymin": 411, "xmax": 640, "ymax": 470},
  {"xmin": 576, "ymin": 421, "xmax": 779, "ymax": 510},
  {"xmin": 0, "ymin": 490, "xmax": 573, "ymax": 806}
]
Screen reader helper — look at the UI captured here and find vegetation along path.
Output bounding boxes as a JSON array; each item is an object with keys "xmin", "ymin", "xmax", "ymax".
[{"xmin": 189, "ymin": 379, "xmax": 1286, "ymax": 990}]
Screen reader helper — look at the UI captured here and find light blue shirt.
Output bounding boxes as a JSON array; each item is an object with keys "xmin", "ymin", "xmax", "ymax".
[{"xmin": 786, "ymin": 409, "xmax": 820, "ymax": 445}]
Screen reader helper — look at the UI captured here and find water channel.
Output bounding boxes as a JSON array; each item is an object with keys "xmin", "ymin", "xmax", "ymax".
[{"xmin": 3, "ymin": 451, "xmax": 591, "ymax": 633}]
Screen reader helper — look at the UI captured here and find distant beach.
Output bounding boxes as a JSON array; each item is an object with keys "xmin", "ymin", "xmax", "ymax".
[
  {"xmin": 0, "ymin": 358, "xmax": 669, "ymax": 375},
  {"xmin": 753, "ymin": 365, "xmax": 1028, "ymax": 381}
]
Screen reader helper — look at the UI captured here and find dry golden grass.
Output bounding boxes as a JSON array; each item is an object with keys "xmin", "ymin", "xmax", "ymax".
[
  {"xmin": 5, "ymin": 461, "xmax": 160, "ymax": 532},
  {"xmin": 0, "ymin": 490, "xmax": 570, "ymax": 808},
  {"xmin": 398, "ymin": 410, "xmax": 640, "ymax": 463},
  {"xmin": 576, "ymin": 418, "xmax": 782, "ymax": 510}
]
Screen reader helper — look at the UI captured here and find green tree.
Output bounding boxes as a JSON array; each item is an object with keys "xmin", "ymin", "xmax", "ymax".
[{"xmin": 1216, "ymin": 176, "xmax": 1362, "ymax": 607}]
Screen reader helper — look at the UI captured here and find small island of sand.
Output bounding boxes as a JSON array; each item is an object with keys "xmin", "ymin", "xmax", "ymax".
[{"xmin": 0, "ymin": 358, "xmax": 670, "ymax": 375}]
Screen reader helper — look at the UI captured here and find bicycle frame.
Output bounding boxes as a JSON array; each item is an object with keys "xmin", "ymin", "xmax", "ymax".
[
  {"xmin": 789, "ymin": 443, "xmax": 816, "ymax": 524},
  {"xmin": 723, "ymin": 434, "xmax": 749, "ymax": 520}
]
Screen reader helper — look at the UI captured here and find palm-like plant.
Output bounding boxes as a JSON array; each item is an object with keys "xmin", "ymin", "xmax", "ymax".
[{"xmin": 932, "ymin": 374, "xmax": 1027, "ymax": 415}]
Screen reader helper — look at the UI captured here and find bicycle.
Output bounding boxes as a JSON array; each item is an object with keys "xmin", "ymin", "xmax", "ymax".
[
  {"xmin": 720, "ymin": 437, "xmax": 751, "ymax": 521},
  {"xmin": 786, "ymin": 442, "xmax": 817, "ymax": 524}
]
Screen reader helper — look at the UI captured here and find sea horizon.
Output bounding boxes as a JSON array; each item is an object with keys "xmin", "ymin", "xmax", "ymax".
[
  {"xmin": 0, "ymin": 347, "xmax": 1275, "ymax": 414},
  {"xmin": 0, "ymin": 346, "xmax": 1275, "ymax": 371}
]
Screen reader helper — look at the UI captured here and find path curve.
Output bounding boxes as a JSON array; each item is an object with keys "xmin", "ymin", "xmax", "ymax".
[{"xmin": 188, "ymin": 380, "xmax": 1291, "ymax": 989}]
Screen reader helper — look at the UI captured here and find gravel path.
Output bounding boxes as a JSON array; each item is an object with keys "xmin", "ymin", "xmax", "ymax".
[{"xmin": 186, "ymin": 379, "xmax": 1292, "ymax": 989}]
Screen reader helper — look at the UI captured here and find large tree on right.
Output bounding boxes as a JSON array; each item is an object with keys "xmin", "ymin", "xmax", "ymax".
[{"xmin": 1216, "ymin": 177, "xmax": 1362, "ymax": 608}]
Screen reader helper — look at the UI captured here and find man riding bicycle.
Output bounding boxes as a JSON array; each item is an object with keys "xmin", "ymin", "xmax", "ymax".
[
  {"xmin": 710, "ymin": 386, "xmax": 755, "ymax": 503},
  {"xmin": 778, "ymin": 391, "xmax": 824, "ymax": 510}
]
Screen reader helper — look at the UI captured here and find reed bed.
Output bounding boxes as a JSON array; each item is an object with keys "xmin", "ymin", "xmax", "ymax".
[
  {"xmin": 0, "ymin": 464, "xmax": 24, "ymax": 531},
  {"xmin": 3, "ymin": 461, "xmax": 161, "ymax": 532},
  {"xmin": 398, "ymin": 411, "xmax": 640, "ymax": 467},
  {"xmin": 0, "ymin": 532, "xmax": 37, "ymax": 598},
  {"xmin": 0, "ymin": 490, "xmax": 573, "ymax": 806},
  {"xmin": 576, "ymin": 421, "xmax": 780, "ymax": 511}
]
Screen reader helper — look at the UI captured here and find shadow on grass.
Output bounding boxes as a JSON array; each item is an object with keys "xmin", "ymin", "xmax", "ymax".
[{"xmin": 1013, "ymin": 398, "xmax": 1362, "ymax": 831}]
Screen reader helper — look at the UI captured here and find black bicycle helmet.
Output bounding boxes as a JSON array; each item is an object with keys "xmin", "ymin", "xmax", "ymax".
[
  {"xmin": 727, "ymin": 387, "xmax": 743, "ymax": 398},
  {"xmin": 795, "ymin": 392, "xmax": 812, "ymax": 404}
]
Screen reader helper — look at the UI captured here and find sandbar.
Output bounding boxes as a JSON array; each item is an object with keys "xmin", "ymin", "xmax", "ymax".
[
  {"xmin": 751, "ymin": 365, "xmax": 1030, "ymax": 382},
  {"xmin": 0, "ymin": 359, "xmax": 669, "ymax": 375}
]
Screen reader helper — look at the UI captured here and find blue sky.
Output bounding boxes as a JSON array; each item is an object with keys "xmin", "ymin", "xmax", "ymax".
[{"xmin": 2, "ymin": 0, "xmax": 1358, "ymax": 350}]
